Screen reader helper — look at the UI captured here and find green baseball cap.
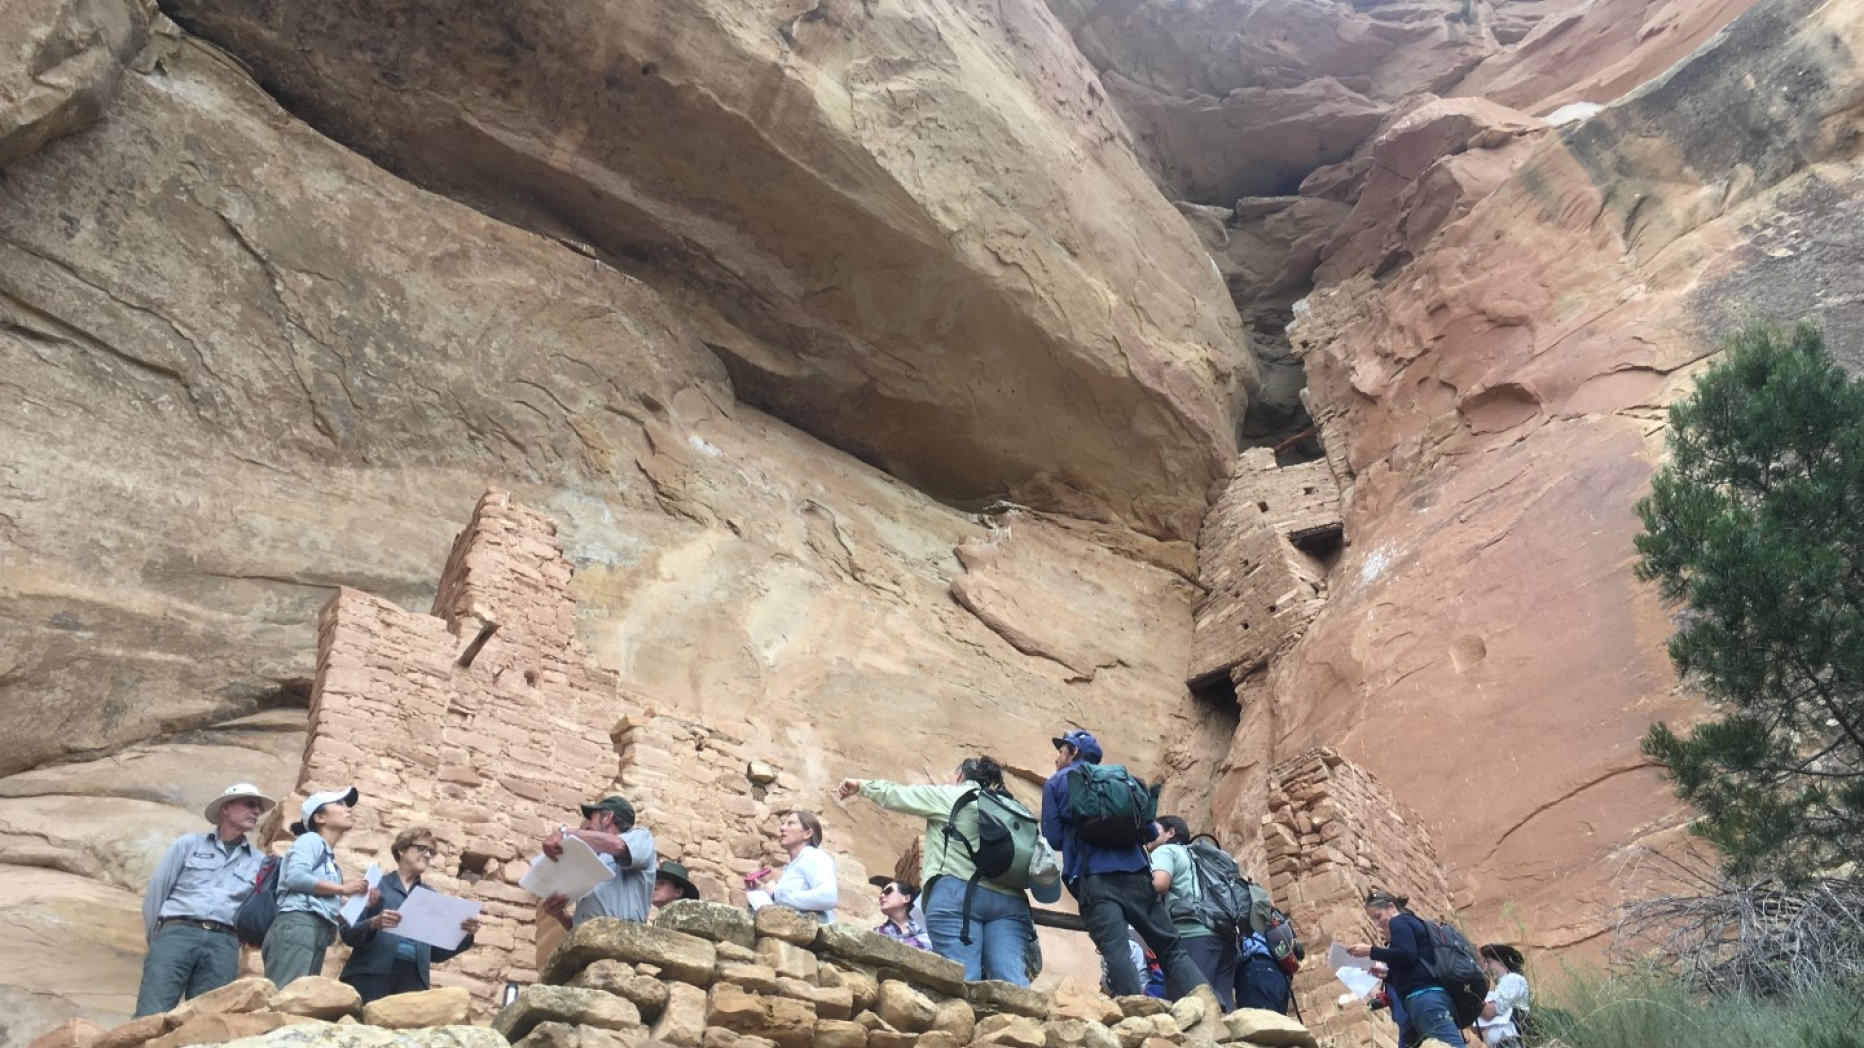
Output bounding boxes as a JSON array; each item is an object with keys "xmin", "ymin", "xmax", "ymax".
[{"xmin": 579, "ymin": 796, "xmax": 636, "ymax": 828}]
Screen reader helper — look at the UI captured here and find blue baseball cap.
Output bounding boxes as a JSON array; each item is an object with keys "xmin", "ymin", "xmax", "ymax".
[{"xmin": 1051, "ymin": 729, "xmax": 1103, "ymax": 763}]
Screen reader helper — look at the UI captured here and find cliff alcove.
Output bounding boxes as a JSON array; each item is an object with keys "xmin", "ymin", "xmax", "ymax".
[{"xmin": 5, "ymin": 0, "xmax": 1862, "ymax": 1042}]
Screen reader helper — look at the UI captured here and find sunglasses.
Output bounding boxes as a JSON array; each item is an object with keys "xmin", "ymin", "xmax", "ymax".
[{"xmin": 410, "ymin": 844, "xmax": 437, "ymax": 857}]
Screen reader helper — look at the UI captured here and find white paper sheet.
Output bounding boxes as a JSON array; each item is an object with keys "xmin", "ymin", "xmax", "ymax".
[
  {"xmin": 339, "ymin": 864, "xmax": 384, "ymax": 927},
  {"xmin": 1328, "ymin": 943, "xmax": 1380, "ymax": 999},
  {"xmin": 1335, "ymin": 965, "xmax": 1381, "ymax": 999},
  {"xmin": 745, "ymin": 889, "xmax": 773, "ymax": 911},
  {"xmin": 518, "ymin": 835, "xmax": 614, "ymax": 901},
  {"xmin": 392, "ymin": 886, "xmax": 482, "ymax": 951}
]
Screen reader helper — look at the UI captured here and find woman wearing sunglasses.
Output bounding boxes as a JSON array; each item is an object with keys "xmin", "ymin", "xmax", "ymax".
[
  {"xmin": 339, "ymin": 827, "xmax": 481, "ymax": 1003},
  {"xmin": 873, "ymin": 880, "xmax": 929, "ymax": 950}
]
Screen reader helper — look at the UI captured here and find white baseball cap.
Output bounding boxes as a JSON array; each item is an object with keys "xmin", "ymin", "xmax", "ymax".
[
  {"xmin": 203, "ymin": 783, "xmax": 277, "ymax": 824},
  {"xmin": 288, "ymin": 785, "xmax": 360, "ymax": 835}
]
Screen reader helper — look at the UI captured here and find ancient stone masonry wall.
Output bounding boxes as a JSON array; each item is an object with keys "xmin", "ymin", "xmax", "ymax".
[
  {"xmin": 1259, "ymin": 750, "xmax": 1453, "ymax": 1048},
  {"xmin": 54, "ymin": 903, "xmax": 1329, "ymax": 1048},
  {"xmin": 1189, "ymin": 450, "xmax": 1342, "ymax": 686},
  {"xmin": 280, "ymin": 491, "xmax": 819, "ymax": 1000}
]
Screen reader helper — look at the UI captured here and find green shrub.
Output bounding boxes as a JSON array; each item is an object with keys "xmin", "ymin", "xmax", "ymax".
[{"xmin": 1534, "ymin": 967, "xmax": 1864, "ymax": 1048}]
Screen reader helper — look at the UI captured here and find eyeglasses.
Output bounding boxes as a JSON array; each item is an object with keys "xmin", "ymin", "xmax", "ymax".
[{"xmin": 411, "ymin": 845, "xmax": 437, "ymax": 857}]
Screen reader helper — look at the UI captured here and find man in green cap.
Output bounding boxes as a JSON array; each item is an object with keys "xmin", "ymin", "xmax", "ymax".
[{"xmin": 541, "ymin": 795, "xmax": 658, "ymax": 928}]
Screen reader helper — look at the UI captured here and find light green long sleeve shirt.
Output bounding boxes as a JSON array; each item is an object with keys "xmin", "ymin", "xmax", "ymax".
[{"xmin": 858, "ymin": 780, "xmax": 1027, "ymax": 897}]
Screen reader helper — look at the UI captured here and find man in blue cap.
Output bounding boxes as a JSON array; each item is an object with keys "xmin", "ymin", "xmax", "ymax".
[{"xmin": 1041, "ymin": 729, "xmax": 1210, "ymax": 1000}]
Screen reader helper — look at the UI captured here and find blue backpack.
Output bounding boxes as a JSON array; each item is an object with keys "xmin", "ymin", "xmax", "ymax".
[{"xmin": 233, "ymin": 855, "xmax": 282, "ymax": 947}]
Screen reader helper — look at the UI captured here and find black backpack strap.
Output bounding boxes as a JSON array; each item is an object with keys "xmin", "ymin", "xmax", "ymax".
[{"xmin": 941, "ymin": 788, "xmax": 1005, "ymax": 946}]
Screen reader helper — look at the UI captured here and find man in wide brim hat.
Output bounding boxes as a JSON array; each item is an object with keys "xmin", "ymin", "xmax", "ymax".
[{"xmin": 134, "ymin": 783, "xmax": 277, "ymax": 1016}]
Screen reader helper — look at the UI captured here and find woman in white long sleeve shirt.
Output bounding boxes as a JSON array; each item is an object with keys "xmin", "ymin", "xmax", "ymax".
[
  {"xmin": 1476, "ymin": 943, "xmax": 1531, "ymax": 1048},
  {"xmin": 751, "ymin": 810, "xmax": 838, "ymax": 923}
]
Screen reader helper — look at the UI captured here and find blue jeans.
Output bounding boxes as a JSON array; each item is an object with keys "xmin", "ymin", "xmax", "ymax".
[
  {"xmin": 134, "ymin": 922, "xmax": 240, "ymax": 1017},
  {"xmin": 924, "ymin": 877, "xmax": 1034, "ymax": 985},
  {"xmin": 1404, "ymin": 987, "xmax": 1467, "ymax": 1046}
]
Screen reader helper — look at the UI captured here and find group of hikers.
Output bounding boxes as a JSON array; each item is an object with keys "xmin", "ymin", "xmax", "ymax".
[{"xmin": 135, "ymin": 728, "xmax": 1533, "ymax": 1048}]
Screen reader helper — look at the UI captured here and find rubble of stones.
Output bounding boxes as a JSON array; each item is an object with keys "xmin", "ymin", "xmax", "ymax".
[{"xmin": 41, "ymin": 905, "xmax": 1321, "ymax": 1048}]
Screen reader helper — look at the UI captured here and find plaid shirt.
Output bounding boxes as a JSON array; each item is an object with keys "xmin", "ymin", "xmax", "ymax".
[{"xmin": 874, "ymin": 918, "xmax": 929, "ymax": 951}]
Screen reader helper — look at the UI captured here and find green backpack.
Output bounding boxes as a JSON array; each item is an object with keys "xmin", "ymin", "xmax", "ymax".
[{"xmin": 1066, "ymin": 763, "xmax": 1158, "ymax": 847}]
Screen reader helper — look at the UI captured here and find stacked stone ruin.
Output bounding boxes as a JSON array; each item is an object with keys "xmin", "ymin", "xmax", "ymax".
[
  {"xmin": 273, "ymin": 491, "xmax": 842, "ymax": 998},
  {"xmin": 161, "ymin": 487, "xmax": 1453, "ymax": 1048},
  {"xmin": 1260, "ymin": 751, "xmax": 1455, "ymax": 1048},
  {"xmin": 41, "ymin": 905, "xmax": 1326, "ymax": 1048},
  {"xmin": 1189, "ymin": 449, "xmax": 1343, "ymax": 687}
]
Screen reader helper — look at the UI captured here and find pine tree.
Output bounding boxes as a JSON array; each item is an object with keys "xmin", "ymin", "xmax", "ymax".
[{"xmin": 1636, "ymin": 321, "xmax": 1864, "ymax": 882}]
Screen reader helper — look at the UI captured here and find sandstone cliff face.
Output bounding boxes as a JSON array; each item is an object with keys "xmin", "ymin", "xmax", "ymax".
[
  {"xmin": 1212, "ymin": 0, "xmax": 1864, "ymax": 950},
  {"xmin": 0, "ymin": 22, "xmax": 1206, "ymax": 1035},
  {"xmin": 158, "ymin": 0, "xmax": 1255, "ymax": 543}
]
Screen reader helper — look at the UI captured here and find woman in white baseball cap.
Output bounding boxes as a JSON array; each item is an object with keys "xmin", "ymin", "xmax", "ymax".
[{"xmin": 262, "ymin": 786, "xmax": 370, "ymax": 987}]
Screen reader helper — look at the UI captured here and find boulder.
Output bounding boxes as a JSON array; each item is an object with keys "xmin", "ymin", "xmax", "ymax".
[
  {"xmin": 166, "ymin": 978, "xmax": 275, "ymax": 1026},
  {"xmin": 797, "ymin": 983, "xmax": 852, "ymax": 1023},
  {"xmin": 816, "ymin": 926, "xmax": 965, "ymax": 997},
  {"xmin": 93, "ymin": 1016, "xmax": 168, "ymax": 1048},
  {"xmin": 569, "ymin": 961, "xmax": 671, "ymax": 1021},
  {"xmin": 873, "ymin": 983, "xmax": 935, "ymax": 1035},
  {"xmin": 494, "ymin": 986, "xmax": 644, "ymax": 1042},
  {"xmin": 510, "ymin": 1024, "xmax": 579, "ymax": 1048},
  {"xmin": 822, "ymin": 968, "xmax": 877, "ymax": 1015},
  {"xmin": 28, "ymin": 1019, "xmax": 105, "ymax": 1048},
  {"xmin": 754, "ymin": 939, "xmax": 817, "ymax": 983},
  {"xmin": 543, "ymin": 919, "xmax": 718, "ymax": 987},
  {"xmin": 811, "ymin": 1022, "xmax": 868, "ymax": 1048},
  {"xmin": 704, "ymin": 984, "xmax": 816, "ymax": 1048},
  {"xmin": 715, "ymin": 944, "xmax": 757, "ymax": 965},
  {"xmin": 965, "ymin": 982, "xmax": 1050, "ymax": 1021},
  {"xmin": 750, "ymin": 910, "xmax": 818, "ymax": 949},
  {"xmin": 928, "ymin": 999, "xmax": 973, "ymax": 1043},
  {"xmin": 971, "ymin": 1015, "xmax": 1046, "ymax": 1048},
  {"xmin": 716, "ymin": 965, "xmax": 780, "ymax": 996},
  {"xmin": 1169, "ymin": 987, "xmax": 1226, "ymax": 1042},
  {"xmin": 1113, "ymin": 998, "xmax": 1166, "ymax": 1019},
  {"xmin": 1047, "ymin": 979, "xmax": 1120, "ymax": 1025},
  {"xmin": 1080, "ymin": 1024, "xmax": 1120, "ymax": 1048},
  {"xmin": 208, "ymin": 1025, "xmax": 509, "ymax": 1048},
  {"xmin": 362, "ymin": 988, "xmax": 475, "ymax": 1029},
  {"xmin": 269, "ymin": 977, "xmax": 362, "ymax": 1020},
  {"xmin": 865, "ymin": 1033, "xmax": 918, "ymax": 1048},
  {"xmin": 657, "ymin": 903, "xmax": 755, "ymax": 950},
  {"xmin": 1110, "ymin": 1016, "xmax": 1176, "ymax": 1048},
  {"xmin": 1219, "ymin": 1011, "xmax": 1314, "ymax": 1048},
  {"xmin": 915, "ymin": 1034, "xmax": 960, "ymax": 1048},
  {"xmin": 701, "ymin": 1030, "xmax": 776, "ymax": 1048},
  {"xmin": 649, "ymin": 984, "xmax": 708, "ymax": 1048},
  {"xmin": 0, "ymin": 0, "xmax": 146, "ymax": 167},
  {"xmin": 145, "ymin": 1013, "xmax": 312, "ymax": 1048}
]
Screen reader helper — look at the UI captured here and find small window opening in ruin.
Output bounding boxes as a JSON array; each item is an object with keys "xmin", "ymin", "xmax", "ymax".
[
  {"xmin": 1291, "ymin": 524, "xmax": 1345, "ymax": 566},
  {"xmin": 1257, "ymin": 501, "xmax": 1270, "ymax": 513},
  {"xmin": 523, "ymin": 669, "xmax": 539, "ymax": 687},
  {"xmin": 456, "ymin": 847, "xmax": 495, "ymax": 885},
  {"xmin": 1303, "ymin": 487, "xmax": 1317, "ymax": 496},
  {"xmin": 1268, "ymin": 603, "xmax": 1278, "ymax": 613},
  {"xmin": 1188, "ymin": 673, "xmax": 1240, "ymax": 710}
]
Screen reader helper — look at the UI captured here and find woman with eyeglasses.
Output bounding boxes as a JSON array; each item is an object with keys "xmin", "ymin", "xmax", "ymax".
[
  {"xmin": 339, "ymin": 827, "xmax": 482, "ymax": 1003},
  {"xmin": 873, "ymin": 880, "xmax": 929, "ymax": 950}
]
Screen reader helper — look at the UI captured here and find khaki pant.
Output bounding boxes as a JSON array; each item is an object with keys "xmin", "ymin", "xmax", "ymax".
[{"xmin": 262, "ymin": 910, "xmax": 336, "ymax": 987}]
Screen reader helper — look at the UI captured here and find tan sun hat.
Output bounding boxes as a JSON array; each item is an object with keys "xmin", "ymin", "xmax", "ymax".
[{"xmin": 203, "ymin": 783, "xmax": 277, "ymax": 824}]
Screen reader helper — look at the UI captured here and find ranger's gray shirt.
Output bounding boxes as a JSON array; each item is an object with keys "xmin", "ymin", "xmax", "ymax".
[
  {"xmin": 276, "ymin": 833, "xmax": 344, "ymax": 923},
  {"xmin": 573, "ymin": 826, "xmax": 658, "ymax": 925},
  {"xmin": 141, "ymin": 831, "xmax": 263, "ymax": 939}
]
